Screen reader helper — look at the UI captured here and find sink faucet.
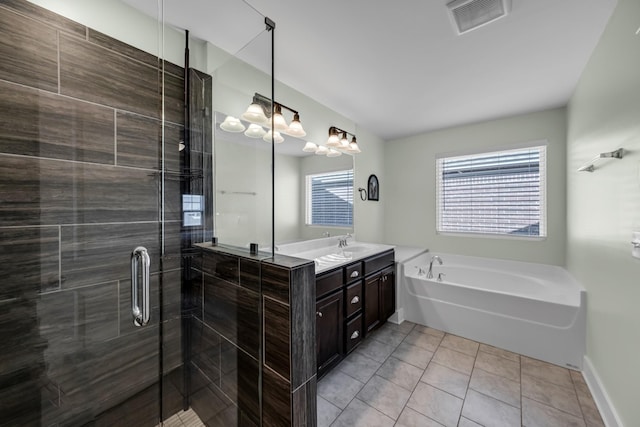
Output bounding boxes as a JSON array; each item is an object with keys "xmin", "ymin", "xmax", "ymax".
[
  {"xmin": 337, "ymin": 233, "xmax": 352, "ymax": 248},
  {"xmin": 427, "ymin": 255, "xmax": 443, "ymax": 279},
  {"xmin": 322, "ymin": 231, "xmax": 331, "ymax": 238}
]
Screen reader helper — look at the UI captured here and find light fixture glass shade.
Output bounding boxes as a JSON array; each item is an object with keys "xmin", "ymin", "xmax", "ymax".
[
  {"xmin": 327, "ymin": 148, "xmax": 342, "ymax": 157},
  {"xmin": 285, "ymin": 113, "xmax": 306, "ymax": 137},
  {"xmin": 241, "ymin": 103, "xmax": 268, "ymax": 124},
  {"xmin": 302, "ymin": 141, "xmax": 318, "ymax": 152},
  {"xmin": 327, "ymin": 134, "xmax": 340, "ymax": 147},
  {"xmin": 220, "ymin": 116, "xmax": 246, "ymax": 132},
  {"xmin": 244, "ymin": 123, "xmax": 266, "ymax": 138},
  {"xmin": 263, "ymin": 130, "xmax": 284, "ymax": 143},
  {"xmin": 315, "ymin": 145, "xmax": 329, "ymax": 155},
  {"xmin": 327, "ymin": 127, "xmax": 340, "ymax": 147},
  {"xmin": 340, "ymin": 132, "xmax": 349, "ymax": 148},
  {"xmin": 347, "ymin": 141, "xmax": 361, "ymax": 153},
  {"xmin": 178, "ymin": 141, "xmax": 185, "ymax": 151},
  {"xmin": 272, "ymin": 105, "xmax": 289, "ymax": 131}
]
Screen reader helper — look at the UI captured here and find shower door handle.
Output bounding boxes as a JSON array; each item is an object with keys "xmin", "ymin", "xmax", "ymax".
[{"xmin": 131, "ymin": 246, "xmax": 151, "ymax": 327}]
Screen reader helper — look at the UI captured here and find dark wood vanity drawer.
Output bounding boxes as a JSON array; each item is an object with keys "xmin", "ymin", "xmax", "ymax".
[
  {"xmin": 364, "ymin": 250, "xmax": 394, "ymax": 276},
  {"xmin": 345, "ymin": 314, "xmax": 363, "ymax": 353},
  {"xmin": 345, "ymin": 281, "xmax": 363, "ymax": 318},
  {"xmin": 344, "ymin": 261, "xmax": 363, "ymax": 283},
  {"xmin": 316, "ymin": 268, "xmax": 343, "ymax": 298}
]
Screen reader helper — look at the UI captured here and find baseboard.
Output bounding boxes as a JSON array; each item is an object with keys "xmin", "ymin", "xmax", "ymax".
[
  {"xmin": 388, "ymin": 308, "xmax": 405, "ymax": 324},
  {"xmin": 583, "ymin": 356, "xmax": 624, "ymax": 427}
]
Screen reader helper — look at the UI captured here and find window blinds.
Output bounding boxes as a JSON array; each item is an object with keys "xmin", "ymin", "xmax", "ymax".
[
  {"xmin": 306, "ymin": 170, "xmax": 354, "ymax": 227},
  {"xmin": 436, "ymin": 145, "xmax": 546, "ymax": 237}
]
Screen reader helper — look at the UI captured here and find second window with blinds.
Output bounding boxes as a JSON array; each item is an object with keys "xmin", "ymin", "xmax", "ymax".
[
  {"xmin": 306, "ymin": 169, "xmax": 354, "ymax": 227},
  {"xmin": 436, "ymin": 143, "xmax": 547, "ymax": 238}
]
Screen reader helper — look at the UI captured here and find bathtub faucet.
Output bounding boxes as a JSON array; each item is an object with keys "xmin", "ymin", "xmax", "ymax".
[{"xmin": 427, "ymin": 255, "xmax": 443, "ymax": 279}]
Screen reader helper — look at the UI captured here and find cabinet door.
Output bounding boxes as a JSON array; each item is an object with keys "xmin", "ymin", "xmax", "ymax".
[
  {"xmin": 380, "ymin": 268, "xmax": 396, "ymax": 321},
  {"xmin": 316, "ymin": 290, "xmax": 344, "ymax": 376},
  {"xmin": 364, "ymin": 275, "xmax": 380, "ymax": 334}
]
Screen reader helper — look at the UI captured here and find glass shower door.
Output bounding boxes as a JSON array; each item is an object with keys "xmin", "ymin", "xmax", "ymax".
[{"xmin": 0, "ymin": 1, "xmax": 177, "ymax": 425}]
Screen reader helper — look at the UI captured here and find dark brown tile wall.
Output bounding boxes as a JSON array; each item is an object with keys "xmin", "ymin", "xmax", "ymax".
[
  {"xmin": 0, "ymin": 1, "xmax": 186, "ymax": 426},
  {"xmin": 0, "ymin": 80, "xmax": 115, "ymax": 163},
  {"xmin": 194, "ymin": 247, "xmax": 317, "ymax": 426}
]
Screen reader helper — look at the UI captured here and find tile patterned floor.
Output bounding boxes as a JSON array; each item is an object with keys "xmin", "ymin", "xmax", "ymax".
[{"xmin": 317, "ymin": 321, "xmax": 605, "ymax": 427}]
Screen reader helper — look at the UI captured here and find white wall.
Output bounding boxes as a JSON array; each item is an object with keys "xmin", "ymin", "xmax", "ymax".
[
  {"xmin": 354, "ymin": 126, "xmax": 386, "ymax": 243},
  {"xmin": 383, "ymin": 108, "xmax": 567, "ymax": 265},
  {"xmin": 566, "ymin": 0, "xmax": 640, "ymax": 425}
]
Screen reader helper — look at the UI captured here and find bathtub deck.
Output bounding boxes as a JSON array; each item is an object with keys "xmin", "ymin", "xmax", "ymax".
[{"xmin": 318, "ymin": 321, "xmax": 603, "ymax": 427}]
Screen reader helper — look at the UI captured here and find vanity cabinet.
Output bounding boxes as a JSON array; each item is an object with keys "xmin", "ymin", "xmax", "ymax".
[
  {"xmin": 316, "ymin": 249, "xmax": 395, "ymax": 378},
  {"xmin": 316, "ymin": 268, "xmax": 344, "ymax": 377},
  {"xmin": 316, "ymin": 290, "xmax": 344, "ymax": 376},
  {"xmin": 365, "ymin": 266, "xmax": 395, "ymax": 333}
]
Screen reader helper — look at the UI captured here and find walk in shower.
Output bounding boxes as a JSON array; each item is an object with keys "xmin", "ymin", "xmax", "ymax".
[{"xmin": 0, "ymin": 0, "xmax": 274, "ymax": 425}]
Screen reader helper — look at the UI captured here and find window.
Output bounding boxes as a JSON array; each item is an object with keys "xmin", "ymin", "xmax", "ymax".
[
  {"xmin": 436, "ymin": 144, "xmax": 546, "ymax": 238},
  {"xmin": 306, "ymin": 170, "xmax": 354, "ymax": 227},
  {"xmin": 182, "ymin": 194, "xmax": 204, "ymax": 227}
]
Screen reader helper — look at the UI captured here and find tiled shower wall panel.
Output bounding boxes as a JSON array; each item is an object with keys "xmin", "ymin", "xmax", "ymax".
[{"xmin": 0, "ymin": 1, "xmax": 184, "ymax": 426}]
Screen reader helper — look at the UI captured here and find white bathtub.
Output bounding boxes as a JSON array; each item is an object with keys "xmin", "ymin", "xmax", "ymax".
[{"xmin": 401, "ymin": 252, "xmax": 586, "ymax": 369}]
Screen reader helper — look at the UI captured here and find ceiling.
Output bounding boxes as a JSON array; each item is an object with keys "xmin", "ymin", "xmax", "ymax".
[{"xmin": 127, "ymin": 0, "xmax": 617, "ymax": 141}]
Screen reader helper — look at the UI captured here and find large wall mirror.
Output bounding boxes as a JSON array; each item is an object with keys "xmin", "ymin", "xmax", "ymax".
[{"xmin": 211, "ymin": 52, "xmax": 357, "ymax": 249}]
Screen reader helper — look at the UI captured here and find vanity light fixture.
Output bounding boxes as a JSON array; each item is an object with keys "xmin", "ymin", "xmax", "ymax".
[
  {"xmin": 327, "ymin": 148, "xmax": 342, "ymax": 157},
  {"xmin": 239, "ymin": 92, "xmax": 306, "ymax": 138},
  {"xmin": 325, "ymin": 126, "xmax": 361, "ymax": 154}
]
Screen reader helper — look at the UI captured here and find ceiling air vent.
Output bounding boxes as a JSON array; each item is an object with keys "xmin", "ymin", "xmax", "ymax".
[{"xmin": 447, "ymin": 0, "xmax": 511, "ymax": 34}]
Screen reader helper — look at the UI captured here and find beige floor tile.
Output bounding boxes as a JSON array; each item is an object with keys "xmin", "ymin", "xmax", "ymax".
[
  {"xmin": 317, "ymin": 370, "xmax": 364, "ymax": 409},
  {"xmin": 572, "ymin": 380, "xmax": 605, "ymax": 426},
  {"xmin": 357, "ymin": 375, "xmax": 411, "ymax": 419},
  {"xmin": 421, "ymin": 361, "xmax": 470, "ymax": 399},
  {"xmin": 469, "ymin": 368, "xmax": 521, "ymax": 408},
  {"xmin": 478, "ymin": 343, "xmax": 520, "ymax": 363},
  {"xmin": 338, "ymin": 351, "xmax": 382, "ymax": 384},
  {"xmin": 395, "ymin": 406, "xmax": 444, "ymax": 427},
  {"xmin": 376, "ymin": 356, "xmax": 424, "ymax": 391},
  {"xmin": 412, "ymin": 324, "xmax": 446, "ymax": 339},
  {"xmin": 462, "ymin": 389, "xmax": 521, "ymax": 427},
  {"xmin": 392, "ymin": 342, "xmax": 434, "ymax": 369},
  {"xmin": 440, "ymin": 334, "xmax": 479, "ymax": 357},
  {"xmin": 475, "ymin": 350, "xmax": 520, "ymax": 382},
  {"xmin": 407, "ymin": 382, "xmax": 463, "ymax": 427},
  {"xmin": 522, "ymin": 373, "xmax": 581, "ymax": 417},
  {"xmin": 432, "ymin": 347, "xmax": 476, "ymax": 376},
  {"xmin": 317, "ymin": 395, "xmax": 342, "ymax": 427},
  {"xmin": 522, "ymin": 396, "xmax": 586, "ymax": 427},
  {"xmin": 521, "ymin": 356, "xmax": 573, "ymax": 389},
  {"xmin": 355, "ymin": 337, "xmax": 397, "ymax": 363},
  {"xmin": 403, "ymin": 329, "xmax": 443, "ymax": 352},
  {"xmin": 330, "ymin": 398, "xmax": 396, "ymax": 427}
]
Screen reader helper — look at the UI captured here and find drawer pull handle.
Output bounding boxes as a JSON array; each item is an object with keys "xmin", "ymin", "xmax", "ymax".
[
  {"xmin": 350, "ymin": 271, "xmax": 359, "ymax": 278},
  {"xmin": 351, "ymin": 296, "xmax": 360, "ymax": 304},
  {"xmin": 316, "ymin": 311, "xmax": 323, "ymax": 318},
  {"xmin": 351, "ymin": 331, "xmax": 359, "ymax": 340}
]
